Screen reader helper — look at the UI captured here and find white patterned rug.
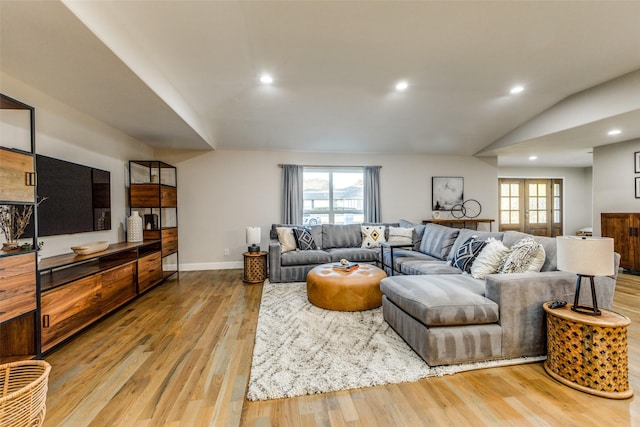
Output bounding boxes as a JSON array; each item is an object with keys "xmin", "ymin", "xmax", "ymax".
[{"xmin": 246, "ymin": 281, "xmax": 544, "ymax": 401}]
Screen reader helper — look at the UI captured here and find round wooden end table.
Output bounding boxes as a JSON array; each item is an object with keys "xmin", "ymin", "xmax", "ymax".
[
  {"xmin": 243, "ymin": 251, "xmax": 267, "ymax": 284},
  {"xmin": 543, "ymin": 301, "xmax": 632, "ymax": 399},
  {"xmin": 306, "ymin": 263, "xmax": 387, "ymax": 311}
]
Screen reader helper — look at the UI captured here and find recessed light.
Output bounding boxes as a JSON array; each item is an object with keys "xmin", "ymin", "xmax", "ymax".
[
  {"xmin": 395, "ymin": 81, "xmax": 408, "ymax": 91},
  {"xmin": 607, "ymin": 129, "xmax": 622, "ymax": 136},
  {"xmin": 528, "ymin": 155, "xmax": 538, "ymax": 161},
  {"xmin": 510, "ymin": 85, "xmax": 524, "ymax": 94},
  {"xmin": 259, "ymin": 74, "xmax": 274, "ymax": 85}
]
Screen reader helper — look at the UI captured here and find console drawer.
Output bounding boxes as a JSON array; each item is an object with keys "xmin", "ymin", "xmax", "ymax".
[
  {"xmin": 138, "ymin": 251, "xmax": 163, "ymax": 293},
  {"xmin": 0, "ymin": 253, "xmax": 36, "ymax": 323}
]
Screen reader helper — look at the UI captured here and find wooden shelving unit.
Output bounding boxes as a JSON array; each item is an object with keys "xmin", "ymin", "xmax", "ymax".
[
  {"xmin": 0, "ymin": 94, "xmax": 39, "ymax": 363},
  {"xmin": 129, "ymin": 160, "xmax": 178, "ymax": 280}
]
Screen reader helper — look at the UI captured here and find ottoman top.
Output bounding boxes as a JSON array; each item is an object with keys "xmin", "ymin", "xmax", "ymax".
[{"xmin": 310, "ymin": 263, "xmax": 386, "ymax": 279}]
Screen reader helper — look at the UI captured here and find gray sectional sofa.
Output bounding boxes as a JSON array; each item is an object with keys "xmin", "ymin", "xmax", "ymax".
[{"xmin": 269, "ymin": 221, "xmax": 620, "ymax": 366}]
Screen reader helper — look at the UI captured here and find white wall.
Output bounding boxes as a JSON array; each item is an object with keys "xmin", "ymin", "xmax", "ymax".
[
  {"xmin": 1, "ymin": 73, "xmax": 155, "ymax": 257},
  {"xmin": 593, "ymin": 138, "xmax": 640, "ymax": 236},
  {"xmin": 498, "ymin": 166, "xmax": 593, "ymax": 235},
  {"xmin": 159, "ymin": 149, "xmax": 498, "ymax": 270}
]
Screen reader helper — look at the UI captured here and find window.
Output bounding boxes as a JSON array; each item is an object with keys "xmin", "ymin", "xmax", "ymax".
[{"xmin": 303, "ymin": 168, "xmax": 364, "ymax": 224}]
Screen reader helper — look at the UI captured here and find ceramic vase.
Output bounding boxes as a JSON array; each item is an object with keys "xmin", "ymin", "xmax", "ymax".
[{"xmin": 127, "ymin": 211, "xmax": 143, "ymax": 242}]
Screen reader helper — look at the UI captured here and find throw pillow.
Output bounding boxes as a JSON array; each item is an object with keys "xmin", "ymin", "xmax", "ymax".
[
  {"xmin": 388, "ymin": 226, "xmax": 413, "ymax": 245},
  {"xmin": 361, "ymin": 225, "xmax": 386, "ymax": 248},
  {"xmin": 470, "ymin": 238, "xmax": 510, "ymax": 279},
  {"xmin": 451, "ymin": 237, "xmax": 488, "ymax": 273},
  {"xmin": 293, "ymin": 227, "xmax": 317, "ymax": 250},
  {"xmin": 500, "ymin": 237, "xmax": 546, "ymax": 274},
  {"xmin": 276, "ymin": 227, "xmax": 297, "ymax": 253}
]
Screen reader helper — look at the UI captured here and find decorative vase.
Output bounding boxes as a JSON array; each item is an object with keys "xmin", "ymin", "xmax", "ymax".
[
  {"xmin": 127, "ymin": 211, "xmax": 143, "ymax": 242},
  {"xmin": 432, "ymin": 211, "xmax": 441, "ymax": 219}
]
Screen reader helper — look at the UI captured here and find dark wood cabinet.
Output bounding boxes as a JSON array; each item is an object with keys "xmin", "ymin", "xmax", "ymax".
[
  {"xmin": 41, "ymin": 275, "xmax": 101, "ymax": 351},
  {"xmin": 39, "ymin": 242, "xmax": 160, "ymax": 353},
  {"xmin": 601, "ymin": 213, "xmax": 640, "ymax": 271}
]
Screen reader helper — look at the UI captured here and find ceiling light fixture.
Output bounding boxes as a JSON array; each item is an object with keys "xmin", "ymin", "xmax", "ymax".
[
  {"xmin": 607, "ymin": 129, "xmax": 622, "ymax": 136},
  {"xmin": 528, "ymin": 155, "xmax": 538, "ymax": 161},
  {"xmin": 259, "ymin": 74, "xmax": 274, "ymax": 85},
  {"xmin": 395, "ymin": 81, "xmax": 408, "ymax": 91},
  {"xmin": 510, "ymin": 85, "xmax": 524, "ymax": 94}
]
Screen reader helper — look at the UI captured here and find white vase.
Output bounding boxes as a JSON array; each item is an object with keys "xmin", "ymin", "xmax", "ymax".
[
  {"xmin": 432, "ymin": 211, "xmax": 441, "ymax": 219},
  {"xmin": 127, "ymin": 211, "xmax": 143, "ymax": 242}
]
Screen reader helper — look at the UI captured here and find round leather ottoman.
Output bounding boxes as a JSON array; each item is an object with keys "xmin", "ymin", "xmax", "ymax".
[{"xmin": 306, "ymin": 263, "xmax": 387, "ymax": 311}]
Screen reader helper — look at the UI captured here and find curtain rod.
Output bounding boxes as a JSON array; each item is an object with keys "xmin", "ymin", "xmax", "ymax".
[{"xmin": 277, "ymin": 164, "xmax": 382, "ymax": 168}]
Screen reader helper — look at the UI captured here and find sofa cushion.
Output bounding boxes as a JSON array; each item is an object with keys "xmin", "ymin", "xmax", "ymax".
[
  {"xmin": 503, "ymin": 231, "xmax": 557, "ymax": 271},
  {"xmin": 451, "ymin": 237, "xmax": 489, "ymax": 273},
  {"xmin": 281, "ymin": 250, "xmax": 332, "ymax": 266},
  {"xmin": 327, "ymin": 248, "xmax": 378, "ymax": 263},
  {"xmin": 380, "ymin": 275, "xmax": 499, "ymax": 326},
  {"xmin": 500, "ymin": 237, "xmax": 546, "ymax": 274},
  {"xmin": 399, "ymin": 219, "xmax": 426, "ymax": 251},
  {"xmin": 388, "ymin": 226, "xmax": 413, "ymax": 245},
  {"xmin": 322, "ymin": 224, "xmax": 362, "ymax": 249},
  {"xmin": 399, "ymin": 261, "xmax": 463, "ymax": 275},
  {"xmin": 447, "ymin": 229, "xmax": 505, "ymax": 262},
  {"xmin": 361, "ymin": 225, "xmax": 386, "ymax": 248},
  {"xmin": 276, "ymin": 227, "xmax": 297, "ymax": 253},
  {"xmin": 419, "ymin": 224, "xmax": 459, "ymax": 260},
  {"xmin": 293, "ymin": 227, "xmax": 317, "ymax": 250},
  {"xmin": 470, "ymin": 238, "xmax": 510, "ymax": 279}
]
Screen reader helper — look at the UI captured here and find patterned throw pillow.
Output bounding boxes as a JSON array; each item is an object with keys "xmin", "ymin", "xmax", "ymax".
[
  {"xmin": 451, "ymin": 237, "xmax": 488, "ymax": 273},
  {"xmin": 293, "ymin": 227, "xmax": 317, "ymax": 250},
  {"xmin": 388, "ymin": 226, "xmax": 413, "ymax": 245},
  {"xmin": 500, "ymin": 237, "xmax": 546, "ymax": 274},
  {"xmin": 470, "ymin": 238, "xmax": 510, "ymax": 279},
  {"xmin": 276, "ymin": 227, "xmax": 297, "ymax": 253},
  {"xmin": 361, "ymin": 225, "xmax": 386, "ymax": 248}
]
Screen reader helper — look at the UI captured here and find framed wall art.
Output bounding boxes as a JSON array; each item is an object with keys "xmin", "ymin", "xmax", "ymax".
[
  {"xmin": 432, "ymin": 177, "xmax": 464, "ymax": 211},
  {"xmin": 636, "ymin": 177, "xmax": 640, "ymax": 199},
  {"xmin": 635, "ymin": 151, "xmax": 640, "ymax": 173}
]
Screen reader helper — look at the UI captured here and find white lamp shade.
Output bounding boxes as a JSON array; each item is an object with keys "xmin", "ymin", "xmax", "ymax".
[
  {"xmin": 246, "ymin": 226, "xmax": 261, "ymax": 245},
  {"xmin": 556, "ymin": 236, "xmax": 614, "ymax": 276}
]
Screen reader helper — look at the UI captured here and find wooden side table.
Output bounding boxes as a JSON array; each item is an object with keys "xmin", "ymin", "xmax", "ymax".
[
  {"xmin": 543, "ymin": 302, "xmax": 632, "ymax": 399},
  {"xmin": 243, "ymin": 251, "xmax": 267, "ymax": 284}
]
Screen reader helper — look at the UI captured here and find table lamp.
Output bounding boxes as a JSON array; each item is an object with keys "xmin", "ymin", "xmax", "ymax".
[
  {"xmin": 556, "ymin": 236, "xmax": 614, "ymax": 316},
  {"xmin": 246, "ymin": 226, "xmax": 261, "ymax": 253}
]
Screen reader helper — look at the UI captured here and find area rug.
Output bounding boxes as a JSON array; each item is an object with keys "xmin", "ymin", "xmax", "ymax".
[{"xmin": 246, "ymin": 281, "xmax": 545, "ymax": 401}]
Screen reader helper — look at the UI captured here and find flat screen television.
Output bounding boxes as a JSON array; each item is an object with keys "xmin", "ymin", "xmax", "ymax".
[{"xmin": 26, "ymin": 155, "xmax": 111, "ymax": 237}]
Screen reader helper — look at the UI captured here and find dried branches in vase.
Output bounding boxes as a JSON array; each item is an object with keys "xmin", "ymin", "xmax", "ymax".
[{"xmin": 0, "ymin": 197, "xmax": 47, "ymax": 251}]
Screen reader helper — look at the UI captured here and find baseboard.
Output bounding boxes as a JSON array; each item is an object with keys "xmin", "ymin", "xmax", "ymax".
[{"xmin": 177, "ymin": 261, "xmax": 243, "ymax": 271}]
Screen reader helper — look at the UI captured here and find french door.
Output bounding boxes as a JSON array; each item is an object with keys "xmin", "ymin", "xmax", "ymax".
[{"xmin": 499, "ymin": 178, "xmax": 563, "ymax": 237}]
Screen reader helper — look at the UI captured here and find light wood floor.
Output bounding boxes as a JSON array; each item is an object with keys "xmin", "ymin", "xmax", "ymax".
[{"xmin": 42, "ymin": 270, "xmax": 640, "ymax": 427}]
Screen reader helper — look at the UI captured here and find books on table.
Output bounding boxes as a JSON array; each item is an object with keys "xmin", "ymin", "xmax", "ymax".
[{"xmin": 332, "ymin": 262, "xmax": 359, "ymax": 272}]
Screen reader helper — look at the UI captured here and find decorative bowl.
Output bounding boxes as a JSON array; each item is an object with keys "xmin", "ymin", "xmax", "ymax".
[{"xmin": 71, "ymin": 241, "xmax": 109, "ymax": 255}]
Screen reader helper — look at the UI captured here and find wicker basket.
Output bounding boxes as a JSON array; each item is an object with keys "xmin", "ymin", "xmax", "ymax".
[{"xmin": 0, "ymin": 361, "xmax": 51, "ymax": 427}]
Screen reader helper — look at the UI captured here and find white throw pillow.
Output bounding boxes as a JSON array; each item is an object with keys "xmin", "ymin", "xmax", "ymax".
[
  {"xmin": 276, "ymin": 227, "xmax": 297, "ymax": 253},
  {"xmin": 388, "ymin": 226, "xmax": 413, "ymax": 245},
  {"xmin": 500, "ymin": 237, "xmax": 546, "ymax": 274},
  {"xmin": 361, "ymin": 225, "xmax": 386, "ymax": 248},
  {"xmin": 470, "ymin": 238, "xmax": 510, "ymax": 279}
]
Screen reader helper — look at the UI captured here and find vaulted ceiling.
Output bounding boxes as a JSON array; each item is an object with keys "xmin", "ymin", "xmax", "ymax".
[{"xmin": 1, "ymin": 1, "xmax": 639, "ymax": 166}]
